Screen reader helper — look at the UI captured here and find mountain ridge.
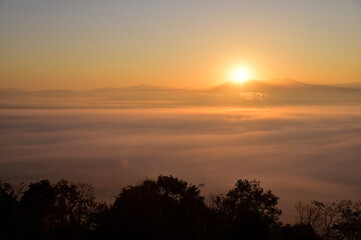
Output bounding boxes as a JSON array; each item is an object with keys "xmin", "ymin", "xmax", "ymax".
[
  {"xmin": 2, "ymin": 79, "xmax": 361, "ymax": 93},
  {"xmin": 1, "ymin": 79, "xmax": 360, "ymax": 108}
]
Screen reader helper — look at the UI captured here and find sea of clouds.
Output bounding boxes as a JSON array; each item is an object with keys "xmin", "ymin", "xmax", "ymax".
[{"xmin": 1, "ymin": 106, "xmax": 361, "ymax": 222}]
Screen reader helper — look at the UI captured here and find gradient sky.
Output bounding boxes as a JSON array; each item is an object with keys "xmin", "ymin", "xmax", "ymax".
[{"xmin": 1, "ymin": 0, "xmax": 361, "ymax": 90}]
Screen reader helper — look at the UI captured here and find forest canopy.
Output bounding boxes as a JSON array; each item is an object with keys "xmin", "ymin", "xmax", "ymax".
[{"xmin": 0, "ymin": 176, "xmax": 359, "ymax": 240}]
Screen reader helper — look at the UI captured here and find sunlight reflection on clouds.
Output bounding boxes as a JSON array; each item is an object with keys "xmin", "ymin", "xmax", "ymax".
[{"xmin": 1, "ymin": 106, "xmax": 361, "ymax": 222}]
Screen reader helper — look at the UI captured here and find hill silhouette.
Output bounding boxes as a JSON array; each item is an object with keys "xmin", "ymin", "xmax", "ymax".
[
  {"xmin": 1, "ymin": 79, "xmax": 361, "ymax": 109},
  {"xmin": 331, "ymin": 82, "xmax": 361, "ymax": 89}
]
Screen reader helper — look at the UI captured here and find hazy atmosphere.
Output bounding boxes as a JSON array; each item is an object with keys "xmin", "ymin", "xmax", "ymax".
[
  {"xmin": 1, "ymin": 1, "xmax": 361, "ymax": 239},
  {"xmin": 1, "ymin": 105, "xmax": 361, "ymax": 222}
]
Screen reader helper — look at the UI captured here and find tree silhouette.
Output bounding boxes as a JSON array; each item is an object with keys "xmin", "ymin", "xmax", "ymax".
[
  {"xmin": 295, "ymin": 200, "xmax": 361, "ymax": 240},
  {"xmin": 295, "ymin": 201, "xmax": 323, "ymax": 229},
  {"xmin": 97, "ymin": 175, "xmax": 213, "ymax": 240},
  {"xmin": 214, "ymin": 179, "xmax": 282, "ymax": 239},
  {"xmin": 3, "ymin": 176, "xmax": 361, "ymax": 239},
  {"xmin": 0, "ymin": 181, "xmax": 23, "ymax": 239},
  {"xmin": 19, "ymin": 179, "xmax": 57, "ymax": 238},
  {"xmin": 333, "ymin": 200, "xmax": 361, "ymax": 240},
  {"xmin": 16, "ymin": 179, "xmax": 98, "ymax": 239},
  {"xmin": 275, "ymin": 224, "xmax": 322, "ymax": 240}
]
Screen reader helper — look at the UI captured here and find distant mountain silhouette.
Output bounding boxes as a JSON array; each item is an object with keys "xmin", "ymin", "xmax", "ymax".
[
  {"xmin": 93, "ymin": 84, "xmax": 173, "ymax": 92},
  {"xmin": 208, "ymin": 78, "xmax": 305, "ymax": 93},
  {"xmin": 330, "ymin": 82, "xmax": 361, "ymax": 89},
  {"xmin": 1, "ymin": 79, "xmax": 361, "ymax": 108},
  {"xmin": 0, "ymin": 87, "xmax": 23, "ymax": 92},
  {"xmin": 209, "ymin": 79, "xmax": 361, "ymax": 104}
]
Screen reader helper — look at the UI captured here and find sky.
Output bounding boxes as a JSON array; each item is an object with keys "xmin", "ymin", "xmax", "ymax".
[
  {"xmin": 1, "ymin": 0, "xmax": 361, "ymax": 90},
  {"xmin": 1, "ymin": 1, "xmax": 361, "ymax": 223}
]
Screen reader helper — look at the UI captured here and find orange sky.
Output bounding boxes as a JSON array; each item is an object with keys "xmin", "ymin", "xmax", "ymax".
[{"xmin": 0, "ymin": 1, "xmax": 361, "ymax": 90}]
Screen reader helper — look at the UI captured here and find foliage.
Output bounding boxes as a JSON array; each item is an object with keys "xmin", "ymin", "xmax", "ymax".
[
  {"xmin": 1, "ymin": 176, "xmax": 360, "ymax": 239},
  {"xmin": 214, "ymin": 179, "xmax": 282, "ymax": 239},
  {"xmin": 295, "ymin": 200, "xmax": 361, "ymax": 240},
  {"xmin": 1, "ymin": 179, "xmax": 99, "ymax": 240},
  {"xmin": 97, "ymin": 175, "xmax": 212, "ymax": 240},
  {"xmin": 273, "ymin": 224, "xmax": 322, "ymax": 240}
]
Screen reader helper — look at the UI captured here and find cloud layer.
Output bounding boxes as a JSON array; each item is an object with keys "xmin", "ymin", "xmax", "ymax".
[{"xmin": 1, "ymin": 106, "xmax": 361, "ymax": 222}]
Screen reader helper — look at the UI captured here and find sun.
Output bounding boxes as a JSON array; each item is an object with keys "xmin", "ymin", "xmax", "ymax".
[{"xmin": 229, "ymin": 67, "xmax": 252, "ymax": 83}]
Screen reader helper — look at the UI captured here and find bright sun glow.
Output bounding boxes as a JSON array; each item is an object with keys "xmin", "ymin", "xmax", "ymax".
[{"xmin": 229, "ymin": 67, "xmax": 252, "ymax": 83}]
